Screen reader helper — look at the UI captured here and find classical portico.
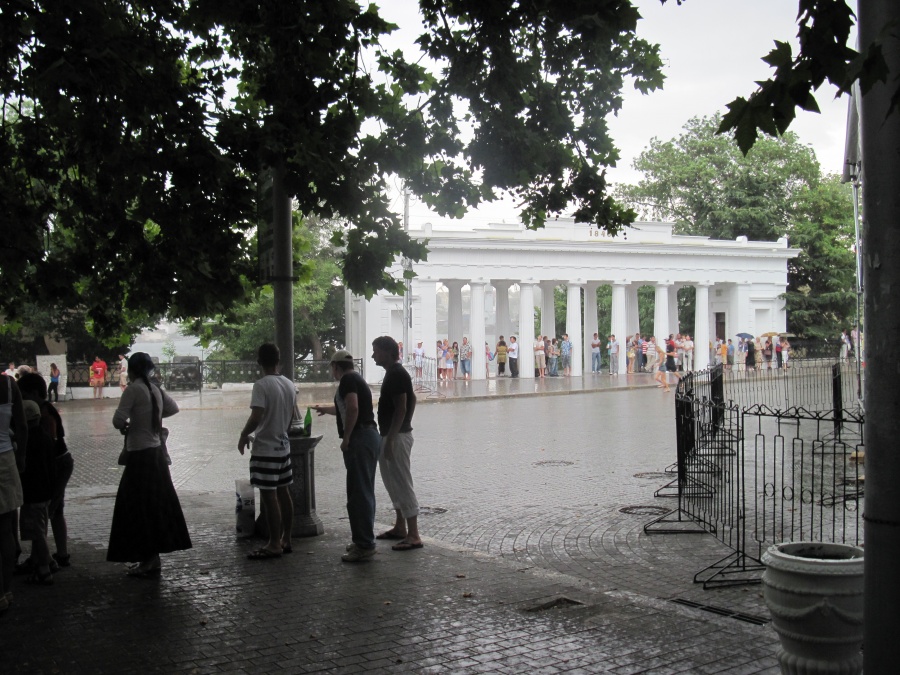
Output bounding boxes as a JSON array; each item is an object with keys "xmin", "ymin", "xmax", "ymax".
[{"xmin": 347, "ymin": 219, "xmax": 797, "ymax": 382}]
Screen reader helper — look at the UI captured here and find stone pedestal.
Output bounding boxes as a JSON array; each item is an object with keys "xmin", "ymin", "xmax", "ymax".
[
  {"xmin": 288, "ymin": 433, "xmax": 324, "ymax": 537},
  {"xmin": 255, "ymin": 433, "xmax": 325, "ymax": 538}
]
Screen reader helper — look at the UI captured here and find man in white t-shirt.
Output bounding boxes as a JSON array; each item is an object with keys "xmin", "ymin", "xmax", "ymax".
[
  {"xmin": 507, "ymin": 336, "xmax": 520, "ymax": 377},
  {"xmin": 607, "ymin": 335, "xmax": 619, "ymax": 375},
  {"xmin": 238, "ymin": 343, "xmax": 297, "ymax": 560},
  {"xmin": 683, "ymin": 336, "xmax": 694, "ymax": 371},
  {"xmin": 590, "ymin": 333, "xmax": 602, "ymax": 373}
]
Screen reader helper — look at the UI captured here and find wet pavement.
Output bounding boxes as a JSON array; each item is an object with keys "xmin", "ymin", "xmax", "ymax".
[{"xmin": 6, "ymin": 373, "xmax": 780, "ymax": 673}]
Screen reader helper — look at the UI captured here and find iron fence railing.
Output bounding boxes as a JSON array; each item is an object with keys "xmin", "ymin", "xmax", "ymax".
[
  {"xmin": 646, "ymin": 359, "xmax": 865, "ymax": 589},
  {"xmin": 63, "ymin": 358, "xmax": 361, "ymax": 390}
]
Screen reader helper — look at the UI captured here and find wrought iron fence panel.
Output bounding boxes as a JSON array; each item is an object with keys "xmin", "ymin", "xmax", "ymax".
[{"xmin": 653, "ymin": 358, "xmax": 865, "ymax": 589}]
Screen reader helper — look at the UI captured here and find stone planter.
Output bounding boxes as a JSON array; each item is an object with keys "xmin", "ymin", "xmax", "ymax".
[{"xmin": 762, "ymin": 542, "xmax": 864, "ymax": 675}]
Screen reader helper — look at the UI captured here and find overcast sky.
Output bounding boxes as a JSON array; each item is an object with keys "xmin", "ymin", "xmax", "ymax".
[{"xmin": 377, "ymin": 0, "xmax": 853, "ymax": 227}]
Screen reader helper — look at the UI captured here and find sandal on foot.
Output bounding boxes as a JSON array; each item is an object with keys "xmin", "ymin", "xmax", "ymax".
[
  {"xmin": 391, "ymin": 541, "xmax": 424, "ymax": 551},
  {"xmin": 24, "ymin": 569, "xmax": 54, "ymax": 586},
  {"xmin": 247, "ymin": 548, "xmax": 281, "ymax": 560},
  {"xmin": 282, "ymin": 544, "xmax": 293, "ymax": 554},
  {"xmin": 14, "ymin": 558, "xmax": 35, "ymax": 575},
  {"xmin": 376, "ymin": 531, "xmax": 406, "ymax": 540},
  {"xmin": 52, "ymin": 553, "xmax": 71, "ymax": 568}
]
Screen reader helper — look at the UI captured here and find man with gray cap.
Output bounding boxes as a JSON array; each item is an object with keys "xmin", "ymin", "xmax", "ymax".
[{"xmin": 314, "ymin": 350, "xmax": 381, "ymax": 562}]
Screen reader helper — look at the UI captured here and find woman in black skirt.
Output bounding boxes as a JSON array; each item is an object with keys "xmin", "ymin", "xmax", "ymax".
[{"xmin": 108, "ymin": 353, "xmax": 191, "ymax": 577}]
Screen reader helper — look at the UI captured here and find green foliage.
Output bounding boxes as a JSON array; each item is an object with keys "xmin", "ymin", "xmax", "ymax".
[
  {"xmin": 784, "ymin": 175, "xmax": 857, "ymax": 339},
  {"xmin": 186, "ymin": 217, "xmax": 344, "ymax": 361},
  {"xmin": 3, "ymin": 0, "xmax": 665, "ymax": 339},
  {"xmin": 616, "ymin": 115, "xmax": 856, "ymax": 339},
  {"xmin": 617, "ymin": 115, "xmax": 820, "ymax": 241}
]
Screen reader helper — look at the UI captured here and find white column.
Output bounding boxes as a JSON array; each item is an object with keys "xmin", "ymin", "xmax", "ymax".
[
  {"xmin": 669, "ymin": 286, "xmax": 680, "ymax": 335},
  {"xmin": 363, "ymin": 292, "xmax": 384, "ymax": 379},
  {"xmin": 470, "ymin": 280, "xmax": 487, "ymax": 380},
  {"xmin": 494, "ymin": 281, "xmax": 512, "ymax": 339},
  {"xmin": 626, "ymin": 284, "xmax": 640, "ymax": 335},
  {"xmin": 694, "ymin": 283, "xmax": 711, "ymax": 370},
  {"xmin": 446, "ymin": 280, "xmax": 464, "ymax": 343},
  {"xmin": 518, "ymin": 281, "xmax": 536, "ymax": 380},
  {"xmin": 583, "ymin": 282, "xmax": 599, "ymax": 375},
  {"xmin": 566, "ymin": 282, "xmax": 583, "ymax": 376},
  {"xmin": 540, "ymin": 282, "xmax": 556, "ymax": 338},
  {"xmin": 611, "ymin": 282, "xmax": 628, "ymax": 374},
  {"xmin": 653, "ymin": 282, "xmax": 671, "ymax": 342},
  {"xmin": 418, "ymin": 278, "xmax": 439, "ymax": 374}
]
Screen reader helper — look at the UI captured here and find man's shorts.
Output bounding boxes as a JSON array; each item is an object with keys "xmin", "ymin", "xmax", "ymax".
[
  {"xmin": 19, "ymin": 501, "xmax": 49, "ymax": 541},
  {"xmin": 561, "ymin": 355, "xmax": 570, "ymax": 368},
  {"xmin": 249, "ymin": 454, "xmax": 293, "ymax": 491}
]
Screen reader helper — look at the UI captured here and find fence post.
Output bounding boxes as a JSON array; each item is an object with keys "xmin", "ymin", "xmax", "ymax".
[{"xmin": 832, "ymin": 363, "xmax": 843, "ymax": 440}]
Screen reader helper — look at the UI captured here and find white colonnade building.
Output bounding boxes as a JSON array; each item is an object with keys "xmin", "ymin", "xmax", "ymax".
[{"xmin": 347, "ymin": 219, "xmax": 798, "ymax": 382}]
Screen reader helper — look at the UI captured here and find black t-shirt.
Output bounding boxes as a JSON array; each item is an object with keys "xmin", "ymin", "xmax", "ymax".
[
  {"xmin": 378, "ymin": 362, "xmax": 415, "ymax": 436},
  {"xmin": 334, "ymin": 370, "xmax": 375, "ymax": 438}
]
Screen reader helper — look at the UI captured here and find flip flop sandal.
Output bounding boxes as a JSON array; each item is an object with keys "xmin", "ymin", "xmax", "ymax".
[
  {"xmin": 282, "ymin": 545, "xmax": 293, "ymax": 554},
  {"xmin": 391, "ymin": 541, "xmax": 424, "ymax": 551},
  {"xmin": 24, "ymin": 570, "xmax": 54, "ymax": 586},
  {"xmin": 126, "ymin": 566, "xmax": 161, "ymax": 579},
  {"xmin": 376, "ymin": 531, "xmax": 406, "ymax": 540},
  {"xmin": 247, "ymin": 548, "xmax": 282, "ymax": 560}
]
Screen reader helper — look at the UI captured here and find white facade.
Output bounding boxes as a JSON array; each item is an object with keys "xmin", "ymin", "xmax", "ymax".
[{"xmin": 347, "ymin": 219, "xmax": 798, "ymax": 382}]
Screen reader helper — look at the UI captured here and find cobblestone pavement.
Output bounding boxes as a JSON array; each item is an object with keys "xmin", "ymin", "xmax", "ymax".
[{"xmin": 6, "ymin": 376, "xmax": 781, "ymax": 673}]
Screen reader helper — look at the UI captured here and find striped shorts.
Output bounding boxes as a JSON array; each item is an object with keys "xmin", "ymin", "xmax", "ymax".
[{"xmin": 249, "ymin": 454, "xmax": 293, "ymax": 491}]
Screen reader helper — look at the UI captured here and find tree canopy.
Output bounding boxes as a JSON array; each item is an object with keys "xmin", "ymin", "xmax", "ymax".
[
  {"xmin": 2, "ymin": 0, "xmax": 665, "ymax": 342},
  {"xmin": 616, "ymin": 115, "xmax": 856, "ymax": 339}
]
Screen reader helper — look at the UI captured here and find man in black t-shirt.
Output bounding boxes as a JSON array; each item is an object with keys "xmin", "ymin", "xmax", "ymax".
[
  {"xmin": 313, "ymin": 350, "xmax": 381, "ymax": 562},
  {"xmin": 371, "ymin": 336, "xmax": 422, "ymax": 551}
]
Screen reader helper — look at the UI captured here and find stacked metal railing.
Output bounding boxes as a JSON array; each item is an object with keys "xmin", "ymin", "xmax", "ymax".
[{"xmin": 646, "ymin": 360, "xmax": 865, "ymax": 588}]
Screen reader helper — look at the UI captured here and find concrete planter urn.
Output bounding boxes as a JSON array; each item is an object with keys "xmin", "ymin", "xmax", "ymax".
[{"xmin": 762, "ymin": 542, "xmax": 864, "ymax": 675}]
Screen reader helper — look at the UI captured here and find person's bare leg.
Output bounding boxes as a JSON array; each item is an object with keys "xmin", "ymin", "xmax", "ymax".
[
  {"xmin": 404, "ymin": 515, "xmax": 421, "ymax": 545},
  {"xmin": 276, "ymin": 486, "xmax": 293, "ymax": 550},
  {"xmin": 260, "ymin": 490, "xmax": 283, "ymax": 553}
]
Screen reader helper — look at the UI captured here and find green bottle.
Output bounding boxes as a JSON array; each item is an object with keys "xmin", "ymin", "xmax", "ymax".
[{"xmin": 304, "ymin": 407, "xmax": 312, "ymax": 437}]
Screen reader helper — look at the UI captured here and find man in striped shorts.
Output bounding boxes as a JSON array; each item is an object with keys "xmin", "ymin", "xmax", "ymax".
[{"xmin": 239, "ymin": 343, "xmax": 296, "ymax": 560}]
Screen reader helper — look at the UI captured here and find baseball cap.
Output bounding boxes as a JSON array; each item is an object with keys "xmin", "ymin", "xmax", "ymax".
[{"xmin": 330, "ymin": 350, "xmax": 355, "ymax": 365}]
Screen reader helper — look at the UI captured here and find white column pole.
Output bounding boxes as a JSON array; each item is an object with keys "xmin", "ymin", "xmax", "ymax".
[
  {"xmin": 626, "ymin": 284, "xmax": 640, "ymax": 335},
  {"xmin": 653, "ymin": 282, "xmax": 671, "ymax": 342},
  {"xmin": 417, "ymin": 279, "xmax": 439, "ymax": 373},
  {"xmin": 540, "ymin": 282, "xmax": 556, "ymax": 338},
  {"xmin": 694, "ymin": 283, "xmax": 711, "ymax": 370},
  {"xmin": 583, "ymin": 282, "xmax": 599, "ymax": 375},
  {"xmin": 611, "ymin": 282, "xmax": 628, "ymax": 375},
  {"xmin": 518, "ymin": 282, "xmax": 536, "ymax": 380},
  {"xmin": 470, "ymin": 280, "xmax": 487, "ymax": 380},
  {"xmin": 566, "ymin": 282, "xmax": 583, "ymax": 377},
  {"xmin": 495, "ymin": 281, "xmax": 511, "ymax": 339},
  {"xmin": 446, "ymin": 280, "xmax": 464, "ymax": 343},
  {"xmin": 669, "ymin": 285, "xmax": 680, "ymax": 336}
]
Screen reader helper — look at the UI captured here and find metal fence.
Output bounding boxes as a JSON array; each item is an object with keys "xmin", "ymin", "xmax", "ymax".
[
  {"xmin": 645, "ymin": 360, "xmax": 865, "ymax": 588},
  {"xmin": 65, "ymin": 358, "xmax": 359, "ymax": 390}
]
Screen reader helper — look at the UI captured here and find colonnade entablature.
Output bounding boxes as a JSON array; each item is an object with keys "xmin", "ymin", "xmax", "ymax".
[{"xmin": 347, "ymin": 218, "xmax": 798, "ymax": 382}]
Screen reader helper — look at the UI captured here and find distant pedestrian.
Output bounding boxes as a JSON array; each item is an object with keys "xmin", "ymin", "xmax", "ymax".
[
  {"xmin": 495, "ymin": 337, "xmax": 508, "ymax": 376},
  {"xmin": 118, "ymin": 355, "xmax": 128, "ymax": 391},
  {"xmin": 683, "ymin": 335, "xmax": 694, "ymax": 371},
  {"xmin": 48, "ymin": 363, "xmax": 61, "ymax": 403},
  {"xmin": 508, "ymin": 336, "xmax": 519, "ymax": 378},
  {"xmin": 534, "ymin": 337, "xmax": 546, "ymax": 378},
  {"xmin": 726, "ymin": 339, "xmax": 735, "ymax": 370},
  {"xmin": 547, "ymin": 338, "xmax": 559, "ymax": 376},
  {"xmin": 458, "ymin": 337, "xmax": 472, "ymax": 380},
  {"xmin": 590, "ymin": 333, "xmax": 602, "ymax": 373},
  {"xmin": 413, "ymin": 341, "xmax": 425, "ymax": 378},
  {"xmin": 90, "ymin": 356, "xmax": 108, "ymax": 399},
  {"xmin": 746, "ymin": 339, "xmax": 757, "ymax": 372},
  {"xmin": 607, "ymin": 335, "xmax": 619, "ymax": 375},
  {"xmin": 238, "ymin": 343, "xmax": 296, "ymax": 560},
  {"xmin": 560, "ymin": 334, "xmax": 572, "ymax": 376},
  {"xmin": 108, "ymin": 352, "xmax": 190, "ymax": 577},
  {"xmin": 371, "ymin": 337, "xmax": 422, "ymax": 552},
  {"xmin": 314, "ymin": 350, "xmax": 381, "ymax": 562}
]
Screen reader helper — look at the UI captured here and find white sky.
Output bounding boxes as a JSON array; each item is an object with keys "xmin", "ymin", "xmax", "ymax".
[{"xmin": 377, "ymin": 0, "xmax": 853, "ymax": 228}]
